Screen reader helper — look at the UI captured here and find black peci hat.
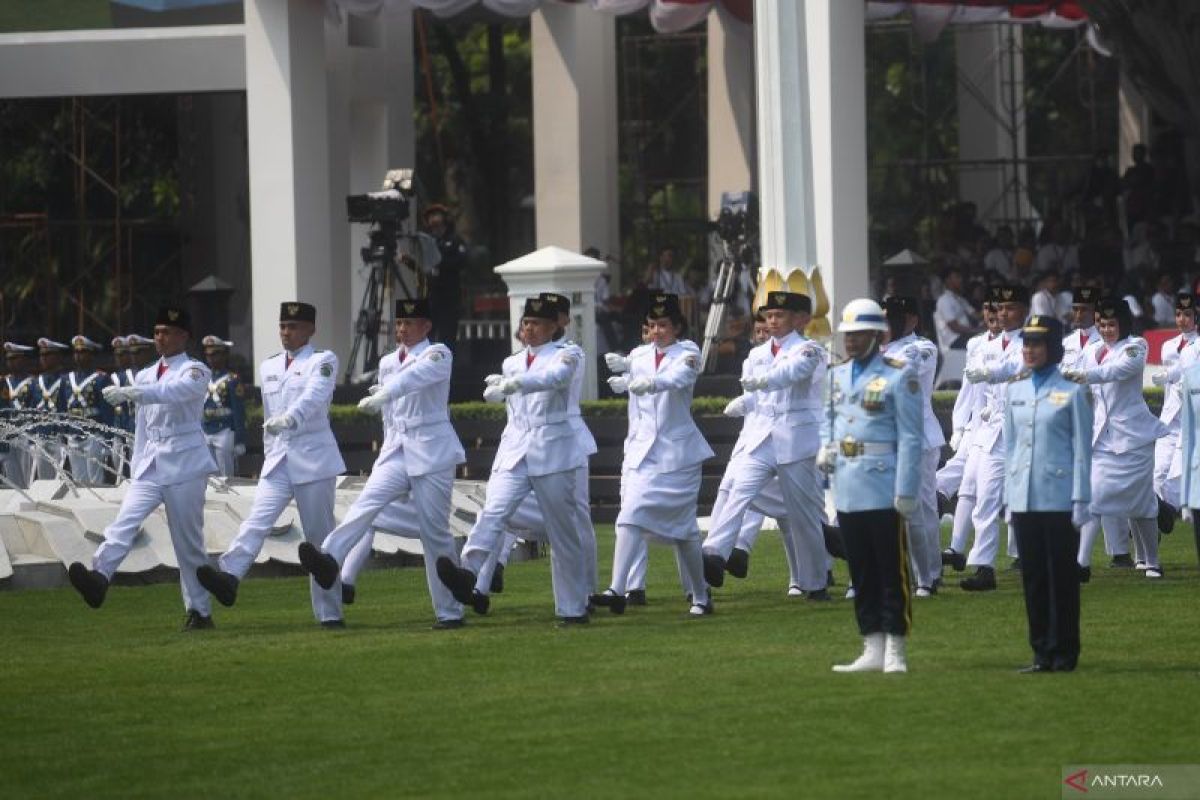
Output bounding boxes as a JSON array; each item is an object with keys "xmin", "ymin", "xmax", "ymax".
[
  {"xmin": 539, "ymin": 292, "xmax": 570, "ymax": 315},
  {"xmin": 521, "ymin": 296, "xmax": 558, "ymax": 321},
  {"xmin": 395, "ymin": 298, "xmax": 432, "ymax": 320},
  {"xmin": 1176, "ymin": 293, "xmax": 1196, "ymax": 313},
  {"xmin": 761, "ymin": 291, "xmax": 812, "ymax": 314},
  {"xmin": 883, "ymin": 295, "xmax": 919, "ymax": 316},
  {"xmin": 1072, "ymin": 286, "xmax": 1100, "ymax": 306},
  {"xmin": 155, "ymin": 305, "xmax": 191, "ymax": 333},
  {"xmin": 645, "ymin": 293, "xmax": 683, "ymax": 322},
  {"xmin": 279, "ymin": 302, "xmax": 317, "ymax": 324},
  {"xmin": 993, "ymin": 284, "xmax": 1030, "ymax": 305}
]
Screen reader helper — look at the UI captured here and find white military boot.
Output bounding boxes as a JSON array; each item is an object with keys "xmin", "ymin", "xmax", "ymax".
[
  {"xmin": 883, "ymin": 634, "xmax": 908, "ymax": 674},
  {"xmin": 832, "ymin": 633, "xmax": 885, "ymax": 673}
]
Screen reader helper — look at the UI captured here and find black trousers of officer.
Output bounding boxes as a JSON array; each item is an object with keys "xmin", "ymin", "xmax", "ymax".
[
  {"xmin": 1012, "ymin": 512, "xmax": 1080, "ymax": 669},
  {"xmin": 840, "ymin": 508, "xmax": 912, "ymax": 637}
]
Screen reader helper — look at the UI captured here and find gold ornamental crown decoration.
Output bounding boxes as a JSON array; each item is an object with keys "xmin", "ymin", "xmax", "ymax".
[
  {"xmin": 1002, "ymin": 288, "xmax": 1014, "ymax": 300},
  {"xmin": 404, "ymin": 302, "xmax": 415, "ymax": 314},
  {"xmin": 167, "ymin": 310, "xmax": 180, "ymax": 321}
]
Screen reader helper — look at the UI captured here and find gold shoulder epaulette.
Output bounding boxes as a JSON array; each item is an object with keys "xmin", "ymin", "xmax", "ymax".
[{"xmin": 882, "ymin": 356, "xmax": 905, "ymax": 369}]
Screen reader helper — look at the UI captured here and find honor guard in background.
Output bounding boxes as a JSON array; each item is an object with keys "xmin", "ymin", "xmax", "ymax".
[
  {"xmin": 436, "ymin": 296, "xmax": 590, "ymax": 625},
  {"xmin": 960, "ymin": 284, "xmax": 1030, "ymax": 590},
  {"xmin": 197, "ymin": 302, "xmax": 346, "ymax": 627},
  {"xmin": 1148, "ymin": 293, "xmax": 1197, "ymax": 519},
  {"xmin": 882, "ymin": 296, "xmax": 945, "ymax": 596},
  {"xmin": 200, "ymin": 336, "xmax": 246, "ymax": 478},
  {"xmin": 63, "ymin": 336, "xmax": 113, "ymax": 485},
  {"xmin": 1003, "ymin": 316, "xmax": 1091, "ymax": 673},
  {"xmin": 294, "ymin": 299, "xmax": 467, "ymax": 629},
  {"xmin": 1, "ymin": 342, "xmax": 38, "ymax": 488},
  {"xmin": 32, "ymin": 338, "xmax": 71, "ymax": 479},
  {"xmin": 108, "ymin": 337, "xmax": 135, "ymax": 434},
  {"xmin": 68, "ymin": 306, "xmax": 218, "ymax": 629},
  {"xmin": 701, "ymin": 291, "xmax": 830, "ymax": 599},
  {"xmin": 1063, "ymin": 298, "xmax": 1166, "ymax": 579},
  {"xmin": 818, "ymin": 298, "xmax": 922, "ymax": 674},
  {"xmin": 1061, "ymin": 287, "xmax": 1100, "ymax": 369},
  {"xmin": 594, "ymin": 293, "xmax": 715, "ymax": 617},
  {"xmin": 127, "ymin": 334, "xmax": 157, "ymax": 370}
]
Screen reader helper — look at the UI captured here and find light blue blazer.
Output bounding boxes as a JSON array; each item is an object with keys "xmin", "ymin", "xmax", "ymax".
[{"xmin": 1003, "ymin": 367, "xmax": 1093, "ymax": 513}]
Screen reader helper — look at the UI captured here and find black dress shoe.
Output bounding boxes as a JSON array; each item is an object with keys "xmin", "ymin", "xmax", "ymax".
[
  {"xmin": 1008, "ymin": 558, "xmax": 1022, "ymax": 572},
  {"xmin": 556, "ymin": 615, "xmax": 590, "ymax": 627},
  {"xmin": 589, "ymin": 591, "xmax": 626, "ymax": 615},
  {"xmin": 196, "ymin": 565, "xmax": 239, "ymax": 607},
  {"xmin": 1017, "ymin": 662, "xmax": 1053, "ymax": 674},
  {"xmin": 1158, "ymin": 497, "xmax": 1177, "ymax": 534},
  {"xmin": 68, "ymin": 562, "xmax": 108, "ymax": 608},
  {"xmin": 470, "ymin": 590, "xmax": 490, "ymax": 616},
  {"xmin": 941, "ymin": 548, "xmax": 966, "ymax": 572},
  {"xmin": 688, "ymin": 599, "xmax": 714, "ymax": 616},
  {"xmin": 342, "ymin": 583, "xmax": 356, "ymax": 605},
  {"xmin": 805, "ymin": 588, "xmax": 831, "ymax": 602},
  {"xmin": 298, "ymin": 542, "xmax": 339, "ymax": 590},
  {"xmin": 823, "ymin": 523, "xmax": 846, "ymax": 560},
  {"xmin": 937, "ymin": 491, "xmax": 953, "ymax": 518},
  {"xmin": 431, "ymin": 618, "xmax": 465, "ymax": 630},
  {"xmin": 726, "ymin": 547, "xmax": 751, "ymax": 579},
  {"xmin": 489, "ymin": 563, "xmax": 505, "ymax": 594},
  {"xmin": 826, "ymin": 570, "xmax": 837, "ymax": 588},
  {"xmin": 320, "ymin": 619, "xmax": 346, "ymax": 629},
  {"xmin": 625, "ymin": 589, "xmax": 647, "ymax": 606},
  {"xmin": 960, "ymin": 566, "xmax": 997, "ymax": 592},
  {"xmin": 1109, "ymin": 554, "xmax": 1135, "ymax": 569},
  {"xmin": 435, "ymin": 557, "xmax": 476, "ymax": 605},
  {"xmin": 182, "ymin": 610, "xmax": 215, "ymax": 631},
  {"xmin": 1078, "ymin": 565, "xmax": 1091, "ymax": 584},
  {"xmin": 702, "ymin": 553, "xmax": 726, "ymax": 587},
  {"xmin": 1052, "ymin": 659, "xmax": 1077, "ymax": 673}
]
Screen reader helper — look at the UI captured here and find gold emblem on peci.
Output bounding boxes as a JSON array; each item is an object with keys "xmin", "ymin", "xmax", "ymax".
[
  {"xmin": 167, "ymin": 310, "xmax": 180, "ymax": 321},
  {"xmin": 288, "ymin": 303, "xmax": 300, "ymax": 316}
]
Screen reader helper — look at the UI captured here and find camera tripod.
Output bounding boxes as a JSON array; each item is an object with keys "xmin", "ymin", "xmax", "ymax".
[
  {"xmin": 700, "ymin": 240, "xmax": 752, "ymax": 373},
  {"xmin": 345, "ymin": 236, "xmax": 425, "ymax": 383}
]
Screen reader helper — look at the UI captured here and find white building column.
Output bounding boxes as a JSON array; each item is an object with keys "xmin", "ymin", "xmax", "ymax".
[
  {"xmin": 245, "ymin": 0, "xmax": 336, "ymax": 378},
  {"xmin": 706, "ymin": 5, "xmax": 755, "ymax": 219},
  {"xmin": 530, "ymin": 4, "xmax": 619, "ymax": 262},
  {"xmin": 327, "ymin": 2, "xmax": 415, "ymax": 380},
  {"xmin": 955, "ymin": 23, "xmax": 1031, "ymax": 226},
  {"xmin": 1118, "ymin": 68, "xmax": 1152, "ymax": 173}
]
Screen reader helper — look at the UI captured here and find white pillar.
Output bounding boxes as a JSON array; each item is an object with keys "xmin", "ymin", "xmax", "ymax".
[
  {"xmin": 706, "ymin": 5, "xmax": 755, "ymax": 219},
  {"xmin": 494, "ymin": 247, "xmax": 606, "ymax": 401},
  {"xmin": 245, "ymin": 0, "xmax": 335, "ymax": 379},
  {"xmin": 327, "ymin": 2, "xmax": 415, "ymax": 379},
  {"xmin": 530, "ymin": 5, "xmax": 619, "ymax": 261},
  {"xmin": 1118, "ymin": 68, "xmax": 1152, "ymax": 173},
  {"xmin": 955, "ymin": 23, "xmax": 1030, "ymax": 226},
  {"xmin": 806, "ymin": 0, "xmax": 870, "ymax": 322}
]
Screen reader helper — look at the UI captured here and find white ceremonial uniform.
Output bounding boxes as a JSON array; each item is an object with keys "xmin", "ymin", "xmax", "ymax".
[
  {"xmin": 608, "ymin": 339, "xmax": 714, "ymax": 602},
  {"xmin": 883, "ymin": 332, "xmax": 945, "ymax": 590},
  {"xmin": 91, "ymin": 354, "xmax": 217, "ymax": 613},
  {"xmin": 321, "ymin": 340, "xmax": 466, "ymax": 622},
  {"xmin": 967, "ymin": 329, "xmax": 1025, "ymax": 567},
  {"xmin": 1061, "ymin": 325, "xmax": 1099, "ymax": 370},
  {"xmin": 219, "ymin": 345, "xmax": 346, "ymax": 623},
  {"xmin": 460, "ymin": 340, "xmax": 589, "ymax": 618},
  {"xmin": 1074, "ymin": 337, "xmax": 1166, "ymax": 569},
  {"xmin": 703, "ymin": 331, "xmax": 828, "ymax": 591},
  {"xmin": 1154, "ymin": 332, "xmax": 1197, "ymax": 507},
  {"xmin": 1176, "ymin": 361, "xmax": 1200, "ymax": 513}
]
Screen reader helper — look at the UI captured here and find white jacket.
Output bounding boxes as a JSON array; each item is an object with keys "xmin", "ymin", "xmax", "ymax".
[
  {"xmin": 130, "ymin": 352, "xmax": 217, "ymax": 485},
  {"xmin": 494, "ymin": 340, "xmax": 586, "ymax": 476},
  {"xmin": 1157, "ymin": 331, "xmax": 1198, "ymax": 428},
  {"xmin": 1061, "ymin": 325, "xmax": 1099, "ymax": 370},
  {"xmin": 622, "ymin": 339, "xmax": 714, "ymax": 472},
  {"xmin": 376, "ymin": 339, "xmax": 464, "ymax": 476},
  {"xmin": 1078, "ymin": 336, "xmax": 1167, "ymax": 453},
  {"xmin": 737, "ymin": 330, "xmax": 826, "ymax": 463},
  {"xmin": 259, "ymin": 344, "xmax": 346, "ymax": 484},
  {"xmin": 975, "ymin": 330, "xmax": 1026, "ymax": 455},
  {"xmin": 884, "ymin": 332, "xmax": 945, "ymax": 449}
]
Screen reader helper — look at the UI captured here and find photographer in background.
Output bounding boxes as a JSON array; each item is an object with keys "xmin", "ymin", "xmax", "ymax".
[{"xmin": 423, "ymin": 204, "xmax": 468, "ymax": 352}]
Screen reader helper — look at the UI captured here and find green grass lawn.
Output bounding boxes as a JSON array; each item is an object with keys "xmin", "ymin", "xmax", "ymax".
[{"xmin": 1, "ymin": 525, "xmax": 1197, "ymax": 798}]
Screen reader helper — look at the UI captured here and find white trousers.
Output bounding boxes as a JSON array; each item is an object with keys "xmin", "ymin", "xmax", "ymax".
[
  {"xmin": 703, "ymin": 444, "xmax": 827, "ymax": 592},
  {"xmin": 1153, "ymin": 432, "xmax": 1179, "ymax": 507},
  {"xmin": 936, "ymin": 443, "xmax": 968, "ymax": 497},
  {"xmin": 967, "ymin": 450, "xmax": 1018, "ymax": 567},
  {"xmin": 321, "ymin": 459, "xmax": 462, "ymax": 622},
  {"xmin": 92, "ymin": 474, "xmax": 210, "ymax": 615},
  {"xmin": 66, "ymin": 435, "xmax": 108, "ymax": 485},
  {"xmin": 219, "ymin": 470, "xmax": 342, "ymax": 623},
  {"xmin": 205, "ymin": 428, "xmax": 237, "ymax": 478},
  {"xmin": 461, "ymin": 463, "xmax": 587, "ymax": 618},
  {"xmin": 341, "ymin": 529, "xmax": 375, "ymax": 586},
  {"xmin": 908, "ymin": 447, "xmax": 943, "ymax": 588},
  {"xmin": 609, "ymin": 525, "xmax": 708, "ymax": 605}
]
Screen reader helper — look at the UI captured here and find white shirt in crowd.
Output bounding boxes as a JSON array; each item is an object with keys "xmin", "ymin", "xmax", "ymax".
[
  {"xmin": 934, "ymin": 289, "xmax": 975, "ymax": 346},
  {"xmin": 1151, "ymin": 291, "xmax": 1175, "ymax": 329}
]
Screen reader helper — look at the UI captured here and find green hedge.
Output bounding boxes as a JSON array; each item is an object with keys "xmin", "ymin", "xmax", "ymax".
[{"xmin": 246, "ymin": 387, "xmax": 1167, "ymax": 424}]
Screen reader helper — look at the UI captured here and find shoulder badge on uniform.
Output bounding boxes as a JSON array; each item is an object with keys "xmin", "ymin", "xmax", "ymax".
[
  {"xmin": 425, "ymin": 350, "xmax": 446, "ymax": 362},
  {"xmin": 558, "ymin": 350, "xmax": 579, "ymax": 366},
  {"xmin": 685, "ymin": 354, "xmax": 699, "ymax": 369},
  {"xmin": 801, "ymin": 346, "xmax": 819, "ymax": 359},
  {"xmin": 320, "ymin": 363, "xmax": 332, "ymax": 377},
  {"xmin": 1125, "ymin": 347, "xmax": 1143, "ymax": 359},
  {"xmin": 187, "ymin": 367, "xmax": 204, "ymax": 382}
]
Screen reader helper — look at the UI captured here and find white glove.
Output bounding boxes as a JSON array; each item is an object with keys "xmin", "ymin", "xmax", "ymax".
[
  {"xmin": 484, "ymin": 373, "xmax": 504, "ymax": 387},
  {"xmin": 605, "ymin": 353, "xmax": 630, "ymax": 373},
  {"xmin": 723, "ymin": 396, "xmax": 748, "ymax": 417},
  {"xmin": 894, "ymin": 495, "xmax": 917, "ymax": 519},
  {"xmin": 740, "ymin": 375, "xmax": 767, "ymax": 392},
  {"xmin": 816, "ymin": 444, "xmax": 836, "ymax": 474},
  {"xmin": 949, "ymin": 429, "xmax": 963, "ymax": 452},
  {"xmin": 357, "ymin": 390, "xmax": 389, "ymax": 413},
  {"xmin": 1182, "ymin": 507, "xmax": 1193, "ymax": 524},
  {"xmin": 979, "ymin": 407, "xmax": 992, "ymax": 422},
  {"xmin": 263, "ymin": 414, "xmax": 296, "ymax": 435},
  {"xmin": 500, "ymin": 377, "xmax": 523, "ymax": 395},
  {"xmin": 1151, "ymin": 371, "xmax": 1169, "ymax": 387},
  {"xmin": 1062, "ymin": 369, "xmax": 1086, "ymax": 384},
  {"xmin": 234, "ymin": 444, "xmax": 246, "ymax": 458},
  {"xmin": 368, "ymin": 383, "xmax": 382, "ymax": 394},
  {"xmin": 482, "ymin": 385, "xmax": 506, "ymax": 404},
  {"xmin": 627, "ymin": 376, "xmax": 654, "ymax": 395},
  {"xmin": 1071, "ymin": 501, "xmax": 1091, "ymax": 530},
  {"xmin": 963, "ymin": 367, "xmax": 989, "ymax": 384},
  {"xmin": 102, "ymin": 385, "xmax": 139, "ymax": 404},
  {"xmin": 607, "ymin": 376, "xmax": 629, "ymax": 395}
]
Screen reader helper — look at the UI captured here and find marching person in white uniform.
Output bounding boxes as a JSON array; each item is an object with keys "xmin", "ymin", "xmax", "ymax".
[
  {"xmin": 882, "ymin": 296, "xmax": 946, "ymax": 596},
  {"xmin": 196, "ymin": 302, "xmax": 347, "ymax": 626},
  {"xmin": 1, "ymin": 342, "xmax": 39, "ymax": 488},
  {"xmin": 436, "ymin": 296, "xmax": 591, "ymax": 625},
  {"xmin": 1149, "ymin": 293, "xmax": 1197, "ymax": 520},
  {"xmin": 593, "ymin": 293, "xmax": 715, "ymax": 616},
  {"xmin": 293, "ymin": 298, "xmax": 467, "ymax": 629},
  {"xmin": 67, "ymin": 306, "xmax": 218, "ymax": 629},
  {"xmin": 701, "ymin": 290, "xmax": 829, "ymax": 599},
  {"xmin": 1061, "ymin": 286, "xmax": 1101, "ymax": 370},
  {"xmin": 959, "ymin": 284, "xmax": 1029, "ymax": 591},
  {"xmin": 1174, "ymin": 350, "xmax": 1200, "ymax": 565},
  {"xmin": 1063, "ymin": 298, "xmax": 1167, "ymax": 580}
]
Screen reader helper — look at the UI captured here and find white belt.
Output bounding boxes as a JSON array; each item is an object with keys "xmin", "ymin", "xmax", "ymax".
[
  {"xmin": 147, "ymin": 422, "xmax": 202, "ymax": 442},
  {"xmin": 392, "ymin": 413, "xmax": 449, "ymax": 433},
  {"xmin": 510, "ymin": 411, "xmax": 568, "ymax": 431},
  {"xmin": 757, "ymin": 400, "xmax": 820, "ymax": 417}
]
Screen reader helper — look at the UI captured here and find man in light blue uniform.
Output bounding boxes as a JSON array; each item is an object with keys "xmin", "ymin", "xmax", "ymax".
[
  {"xmin": 1003, "ymin": 315, "xmax": 1092, "ymax": 672},
  {"xmin": 818, "ymin": 298, "xmax": 923, "ymax": 674}
]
